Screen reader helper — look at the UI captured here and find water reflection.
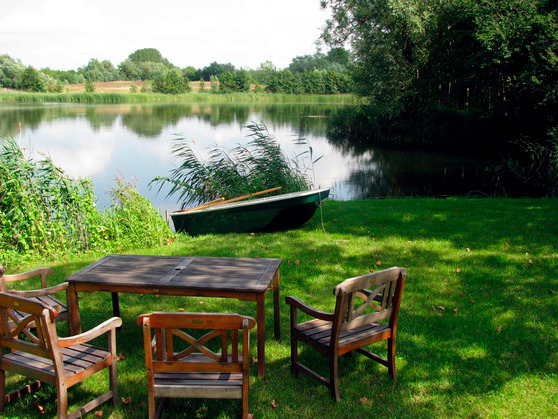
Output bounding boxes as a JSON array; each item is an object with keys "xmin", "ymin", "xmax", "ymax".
[{"xmin": 0, "ymin": 102, "xmax": 501, "ymax": 211}]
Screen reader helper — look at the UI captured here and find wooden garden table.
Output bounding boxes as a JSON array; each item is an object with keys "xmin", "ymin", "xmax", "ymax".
[{"xmin": 65, "ymin": 254, "xmax": 281, "ymax": 377}]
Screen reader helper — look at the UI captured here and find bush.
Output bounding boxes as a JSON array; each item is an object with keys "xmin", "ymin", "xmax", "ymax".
[
  {"xmin": 0, "ymin": 139, "xmax": 173, "ymax": 265},
  {"xmin": 152, "ymin": 69, "xmax": 191, "ymax": 94}
]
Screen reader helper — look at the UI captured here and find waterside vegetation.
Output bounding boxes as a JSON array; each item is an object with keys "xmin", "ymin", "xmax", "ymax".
[
  {"xmin": 0, "ymin": 196, "xmax": 556, "ymax": 418},
  {"xmin": 0, "ymin": 89, "xmax": 359, "ymax": 105},
  {"xmin": 0, "ymin": 138, "xmax": 173, "ymax": 266}
]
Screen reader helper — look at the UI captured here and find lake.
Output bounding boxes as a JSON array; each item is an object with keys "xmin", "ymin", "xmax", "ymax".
[{"xmin": 0, "ymin": 101, "xmax": 501, "ymax": 213}]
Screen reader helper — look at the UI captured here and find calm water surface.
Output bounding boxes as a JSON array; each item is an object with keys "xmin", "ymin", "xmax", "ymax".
[{"xmin": 0, "ymin": 102, "xmax": 499, "ymax": 212}]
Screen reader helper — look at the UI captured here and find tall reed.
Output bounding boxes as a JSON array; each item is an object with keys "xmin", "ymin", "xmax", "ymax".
[
  {"xmin": 0, "ymin": 138, "xmax": 173, "ymax": 265},
  {"xmin": 151, "ymin": 123, "xmax": 311, "ymax": 208}
]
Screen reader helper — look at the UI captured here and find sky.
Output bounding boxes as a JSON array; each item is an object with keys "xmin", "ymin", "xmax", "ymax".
[{"xmin": 0, "ymin": 0, "xmax": 330, "ymax": 71}]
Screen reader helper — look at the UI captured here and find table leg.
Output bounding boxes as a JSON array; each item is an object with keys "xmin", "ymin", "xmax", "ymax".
[
  {"xmin": 256, "ymin": 294, "xmax": 265, "ymax": 378},
  {"xmin": 273, "ymin": 270, "xmax": 280, "ymax": 340},
  {"xmin": 111, "ymin": 292, "xmax": 122, "ymax": 331},
  {"xmin": 67, "ymin": 283, "xmax": 82, "ymax": 335},
  {"xmin": 111, "ymin": 292, "xmax": 120, "ymax": 318}
]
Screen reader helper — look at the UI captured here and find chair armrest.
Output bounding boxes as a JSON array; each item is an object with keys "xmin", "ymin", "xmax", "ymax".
[
  {"xmin": 9, "ymin": 282, "xmax": 69, "ymax": 297},
  {"xmin": 3, "ymin": 267, "xmax": 53, "ymax": 284},
  {"xmin": 285, "ymin": 296, "xmax": 335, "ymax": 321},
  {"xmin": 58, "ymin": 317, "xmax": 122, "ymax": 347}
]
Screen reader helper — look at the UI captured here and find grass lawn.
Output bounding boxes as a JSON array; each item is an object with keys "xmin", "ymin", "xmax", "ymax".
[{"xmin": 2, "ymin": 197, "xmax": 557, "ymax": 418}]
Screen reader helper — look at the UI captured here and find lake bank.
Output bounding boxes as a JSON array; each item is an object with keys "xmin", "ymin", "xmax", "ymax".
[{"xmin": 0, "ymin": 83, "xmax": 359, "ymax": 104}]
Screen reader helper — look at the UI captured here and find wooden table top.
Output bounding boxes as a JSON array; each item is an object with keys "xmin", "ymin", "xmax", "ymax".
[{"xmin": 66, "ymin": 254, "xmax": 282, "ymax": 293}]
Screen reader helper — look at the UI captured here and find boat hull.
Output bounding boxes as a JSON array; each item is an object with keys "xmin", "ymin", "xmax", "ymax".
[{"xmin": 171, "ymin": 189, "xmax": 330, "ymax": 235}]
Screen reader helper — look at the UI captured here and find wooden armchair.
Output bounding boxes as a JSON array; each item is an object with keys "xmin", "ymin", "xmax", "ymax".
[
  {"xmin": 0, "ymin": 264, "xmax": 68, "ymax": 327},
  {"xmin": 137, "ymin": 312, "xmax": 256, "ymax": 419},
  {"xmin": 285, "ymin": 266, "xmax": 406, "ymax": 401},
  {"xmin": 0, "ymin": 292, "xmax": 122, "ymax": 418}
]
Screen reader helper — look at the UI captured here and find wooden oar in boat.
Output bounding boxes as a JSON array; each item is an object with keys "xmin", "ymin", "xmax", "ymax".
[
  {"xmin": 176, "ymin": 187, "xmax": 282, "ymax": 213},
  {"xmin": 176, "ymin": 197, "xmax": 225, "ymax": 213}
]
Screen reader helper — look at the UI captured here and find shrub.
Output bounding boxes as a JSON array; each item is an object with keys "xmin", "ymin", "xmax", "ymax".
[
  {"xmin": 152, "ymin": 69, "xmax": 191, "ymax": 94},
  {"xmin": 0, "ymin": 138, "xmax": 173, "ymax": 265}
]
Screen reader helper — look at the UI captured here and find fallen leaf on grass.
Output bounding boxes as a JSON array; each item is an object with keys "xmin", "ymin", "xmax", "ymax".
[
  {"xmin": 437, "ymin": 306, "xmax": 446, "ymax": 311},
  {"xmin": 471, "ymin": 299, "xmax": 476, "ymax": 304},
  {"xmin": 407, "ymin": 307, "xmax": 413, "ymax": 311},
  {"xmin": 497, "ymin": 325, "xmax": 502, "ymax": 333},
  {"xmin": 199, "ymin": 301, "xmax": 204, "ymax": 305},
  {"xmin": 118, "ymin": 353, "xmax": 127, "ymax": 361},
  {"xmin": 466, "ymin": 248, "xmax": 471, "ymax": 252},
  {"xmin": 178, "ymin": 308, "xmax": 185, "ymax": 311},
  {"xmin": 94, "ymin": 411, "xmax": 103, "ymax": 417},
  {"xmin": 505, "ymin": 242, "xmax": 510, "ymax": 247},
  {"xmin": 454, "ymin": 308, "xmax": 458, "ymax": 313},
  {"xmin": 529, "ymin": 260, "xmax": 534, "ymax": 264},
  {"xmin": 360, "ymin": 397, "xmax": 368, "ymax": 403},
  {"xmin": 375, "ymin": 261, "xmax": 382, "ymax": 267},
  {"xmin": 34, "ymin": 401, "xmax": 45, "ymax": 414},
  {"xmin": 121, "ymin": 397, "xmax": 131, "ymax": 405},
  {"xmin": 295, "ymin": 260, "xmax": 300, "ymax": 265},
  {"xmin": 252, "ymin": 357, "xmax": 258, "ymax": 364},
  {"xmin": 456, "ymin": 268, "xmax": 461, "ymax": 273},
  {"xmin": 271, "ymin": 399, "xmax": 278, "ymax": 408}
]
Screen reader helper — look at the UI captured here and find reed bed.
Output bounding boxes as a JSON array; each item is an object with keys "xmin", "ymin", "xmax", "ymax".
[{"xmin": 0, "ymin": 91, "xmax": 358, "ymax": 105}]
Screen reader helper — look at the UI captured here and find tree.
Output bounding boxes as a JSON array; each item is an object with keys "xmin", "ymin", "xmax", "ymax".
[
  {"xmin": 152, "ymin": 69, "xmax": 190, "ymax": 94},
  {"xmin": 0, "ymin": 54, "xmax": 25, "ymax": 89},
  {"xmin": 321, "ymin": 0, "xmax": 558, "ymax": 141},
  {"xmin": 202, "ymin": 62, "xmax": 236, "ymax": 81},
  {"xmin": 218, "ymin": 72, "xmax": 235, "ymax": 93},
  {"xmin": 21, "ymin": 67, "xmax": 45, "ymax": 92},
  {"xmin": 128, "ymin": 48, "xmax": 170, "ymax": 66},
  {"xmin": 84, "ymin": 79, "xmax": 95, "ymax": 93}
]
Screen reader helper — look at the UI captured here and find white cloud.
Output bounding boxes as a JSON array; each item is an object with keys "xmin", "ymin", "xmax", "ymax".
[{"xmin": 0, "ymin": 0, "xmax": 328, "ymax": 70}]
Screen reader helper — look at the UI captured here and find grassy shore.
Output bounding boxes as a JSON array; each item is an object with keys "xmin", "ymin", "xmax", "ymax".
[
  {"xmin": 2, "ymin": 197, "xmax": 557, "ymax": 418},
  {"xmin": 0, "ymin": 81, "xmax": 358, "ymax": 104}
]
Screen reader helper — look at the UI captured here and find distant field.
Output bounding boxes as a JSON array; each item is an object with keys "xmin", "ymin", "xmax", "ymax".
[{"xmin": 64, "ymin": 80, "xmax": 212, "ymax": 93}]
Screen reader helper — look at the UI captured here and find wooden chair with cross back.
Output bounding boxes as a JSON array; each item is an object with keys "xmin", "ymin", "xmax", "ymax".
[
  {"xmin": 285, "ymin": 266, "xmax": 406, "ymax": 401},
  {"xmin": 0, "ymin": 264, "xmax": 68, "ymax": 330},
  {"xmin": 137, "ymin": 312, "xmax": 256, "ymax": 419},
  {"xmin": 0, "ymin": 292, "xmax": 122, "ymax": 418}
]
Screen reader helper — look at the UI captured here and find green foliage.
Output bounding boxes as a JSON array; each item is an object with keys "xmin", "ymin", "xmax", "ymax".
[
  {"xmin": 84, "ymin": 79, "xmax": 95, "ymax": 93},
  {"xmin": 201, "ymin": 61, "xmax": 236, "ymax": 81},
  {"xmin": 0, "ymin": 54, "xmax": 25, "ymax": 89},
  {"xmin": 129, "ymin": 83, "xmax": 137, "ymax": 93},
  {"xmin": 127, "ymin": 48, "xmax": 171, "ymax": 65},
  {"xmin": 209, "ymin": 75, "xmax": 219, "ymax": 93},
  {"xmin": 288, "ymin": 47, "xmax": 351, "ymax": 73},
  {"xmin": 21, "ymin": 67, "xmax": 45, "ymax": 92},
  {"xmin": 321, "ymin": 0, "xmax": 558, "ymax": 141},
  {"xmin": 103, "ymin": 176, "xmax": 173, "ymax": 248},
  {"xmin": 0, "ymin": 139, "xmax": 173, "ymax": 264},
  {"xmin": 266, "ymin": 69, "xmax": 352, "ymax": 94},
  {"xmin": 152, "ymin": 69, "xmax": 191, "ymax": 94},
  {"xmin": 150, "ymin": 123, "xmax": 311, "ymax": 208},
  {"xmin": 79, "ymin": 58, "xmax": 120, "ymax": 82}
]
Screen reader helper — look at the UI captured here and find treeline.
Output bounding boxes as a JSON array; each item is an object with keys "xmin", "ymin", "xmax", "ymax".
[
  {"xmin": 0, "ymin": 47, "xmax": 353, "ymax": 95},
  {"xmin": 321, "ymin": 0, "xmax": 557, "ymax": 147}
]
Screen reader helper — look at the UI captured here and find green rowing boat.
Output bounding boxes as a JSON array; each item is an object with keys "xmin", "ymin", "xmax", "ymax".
[{"xmin": 170, "ymin": 189, "xmax": 330, "ymax": 235}]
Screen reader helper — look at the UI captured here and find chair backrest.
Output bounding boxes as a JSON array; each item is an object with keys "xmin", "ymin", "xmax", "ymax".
[
  {"xmin": 0, "ymin": 264, "xmax": 53, "ymax": 293},
  {"xmin": 333, "ymin": 267, "xmax": 406, "ymax": 332},
  {"xmin": 137, "ymin": 312, "xmax": 256, "ymax": 373},
  {"xmin": 0, "ymin": 292, "xmax": 59, "ymax": 359}
]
